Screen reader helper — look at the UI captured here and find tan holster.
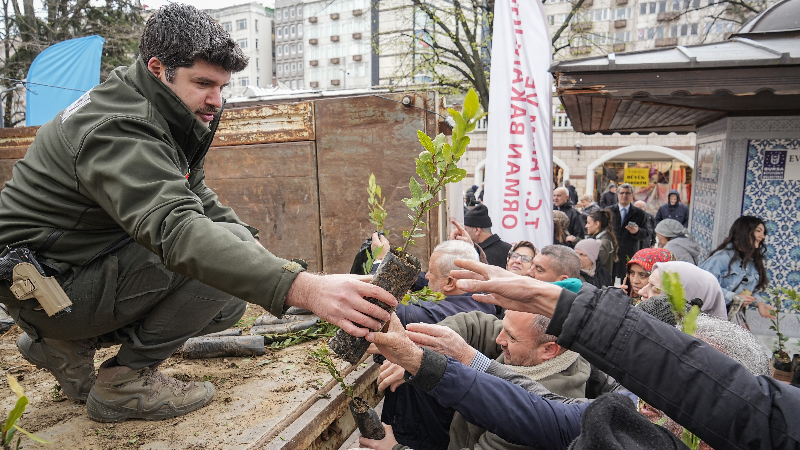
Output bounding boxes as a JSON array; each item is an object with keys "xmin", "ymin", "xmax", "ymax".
[{"xmin": 9, "ymin": 262, "xmax": 73, "ymax": 317}]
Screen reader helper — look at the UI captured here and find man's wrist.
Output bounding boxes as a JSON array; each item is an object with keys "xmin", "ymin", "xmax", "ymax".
[{"xmin": 285, "ymin": 271, "xmax": 314, "ymax": 310}]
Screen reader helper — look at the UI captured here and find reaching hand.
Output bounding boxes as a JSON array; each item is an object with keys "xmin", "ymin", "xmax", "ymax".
[
  {"xmin": 359, "ymin": 424, "xmax": 398, "ymax": 450},
  {"xmin": 757, "ymin": 302, "xmax": 776, "ymax": 319},
  {"xmin": 377, "ymin": 360, "xmax": 406, "ymax": 392},
  {"xmin": 371, "ymin": 232, "xmax": 390, "ymax": 260},
  {"xmin": 450, "ymin": 259, "xmax": 563, "ymax": 317},
  {"xmin": 365, "ymin": 313, "xmax": 424, "ymax": 375},
  {"xmin": 406, "ymin": 323, "xmax": 477, "ymax": 366},
  {"xmin": 448, "ymin": 219, "xmax": 475, "ymax": 246},
  {"xmin": 285, "ymin": 272, "xmax": 396, "ymax": 338}
]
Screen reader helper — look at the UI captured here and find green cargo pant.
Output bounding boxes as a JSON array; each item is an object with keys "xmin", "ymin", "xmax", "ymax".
[{"xmin": 1, "ymin": 222, "xmax": 250, "ymax": 369}]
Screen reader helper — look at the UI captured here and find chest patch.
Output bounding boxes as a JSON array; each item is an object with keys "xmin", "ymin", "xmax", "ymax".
[{"xmin": 61, "ymin": 91, "xmax": 91, "ymax": 123}]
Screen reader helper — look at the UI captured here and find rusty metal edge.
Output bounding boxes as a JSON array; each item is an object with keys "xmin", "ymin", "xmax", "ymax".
[
  {"xmin": 213, "ymin": 102, "xmax": 316, "ymax": 147},
  {"xmin": 246, "ymin": 352, "xmax": 374, "ymax": 449},
  {"xmin": 256, "ymin": 358, "xmax": 382, "ymax": 450}
]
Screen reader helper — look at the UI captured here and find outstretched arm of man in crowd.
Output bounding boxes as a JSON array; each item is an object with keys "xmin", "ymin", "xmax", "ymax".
[
  {"xmin": 365, "ymin": 314, "xmax": 592, "ymax": 450},
  {"xmin": 451, "ymin": 259, "xmax": 800, "ymax": 450}
]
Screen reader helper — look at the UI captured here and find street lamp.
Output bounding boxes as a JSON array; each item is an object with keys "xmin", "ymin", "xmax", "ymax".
[{"xmin": 575, "ymin": 139, "xmax": 582, "ymax": 156}]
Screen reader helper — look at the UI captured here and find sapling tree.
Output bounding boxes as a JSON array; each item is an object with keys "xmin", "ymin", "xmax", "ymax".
[
  {"xmin": 769, "ymin": 288, "xmax": 793, "ymax": 363},
  {"xmin": 400, "ymin": 87, "xmax": 486, "ymax": 253},
  {"xmin": 308, "ymin": 342, "xmax": 354, "ymax": 400}
]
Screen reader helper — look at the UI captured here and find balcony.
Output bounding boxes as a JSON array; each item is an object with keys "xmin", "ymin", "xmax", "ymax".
[
  {"xmin": 572, "ymin": 22, "xmax": 592, "ymax": 32},
  {"xmin": 569, "ymin": 45, "xmax": 591, "ymax": 56},
  {"xmin": 353, "ymin": 54, "xmax": 362, "ymax": 61},
  {"xmin": 330, "ymin": 57, "xmax": 340, "ymax": 64},
  {"xmin": 330, "ymin": 13, "xmax": 339, "ymax": 20},
  {"xmin": 655, "ymin": 37, "xmax": 678, "ymax": 47},
  {"xmin": 310, "ymin": 81, "xmax": 319, "ymax": 88},
  {"xmin": 353, "ymin": 9, "xmax": 363, "ymax": 16},
  {"xmin": 613, "ymin": 43, "xmax": 626, "ymax": 52},
  {"xmin": 657, "ymin": 11, "xmax": 678, "ymax": 21},
  {"xmin": 309, "ymin": 38, "xmax": 318, "ymax": 45},
  {"xmin": 353, "ymin": 32, "xmax": 362, "ymax": 40},
  {"xmin": 615, "ymin": 0, "xmax": 627, "ymax": 4},
  {"xmin": 614, "ymin": 19, "xmax": 627, "ymax": 28},
  {"xmin": 308, "ymin": 16, "xmax": 317, "ymax": 23},
  {"xmin": 331, "ymin": 79, "xmax": 341, "ymax": 86},
  {"xmin": 331, "ymin": 35, "xmax": 340, "ymax": 42},
  {"xmin": 309, "ymin": 60, "xmax": 319, "ymax": 66}
]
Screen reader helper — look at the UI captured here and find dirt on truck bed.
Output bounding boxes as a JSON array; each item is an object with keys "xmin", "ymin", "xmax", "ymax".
[{"xmin": 0, "ymin": 305, "xmax": 353, "ymax": 450}]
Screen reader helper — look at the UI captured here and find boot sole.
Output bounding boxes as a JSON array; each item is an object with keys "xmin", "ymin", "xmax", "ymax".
[
  {"xmin": 86, "ymin": 383, "xmax": 215, "ymax": 422},
  {"xmin": 17, "ymin": 334, "xmax": 93, "ymax": 402}
]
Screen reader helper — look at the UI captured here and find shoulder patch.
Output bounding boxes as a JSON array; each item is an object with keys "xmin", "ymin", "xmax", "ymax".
[{"xmin": 61, "ymin": 91, "xmax": 91, "ymax": 123}]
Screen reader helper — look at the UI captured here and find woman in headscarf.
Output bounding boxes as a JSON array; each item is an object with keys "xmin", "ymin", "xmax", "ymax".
[
  {"xmin": 637, "ymin": 261, "xmax": 728, "ymax": 320},
  {"xmin": 623, "ymin": 248, "xmax": 675, "ymax": 303},
  {"xmin": 655, "ymin": 219, "xmax": 701, "ymax": 264},
  {"xmin": 553, "ymin": 210, "xmax": 571, "ymax": 246}
]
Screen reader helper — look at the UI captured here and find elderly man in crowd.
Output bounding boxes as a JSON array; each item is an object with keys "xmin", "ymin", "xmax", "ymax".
[
  {"xmin": 461, "ymin": 205, "xmax": 512, "ymax": 268},
  {"xmin": 553, "ymin": 187, "xmax": 585, "ymax": 245},
  {"xmin": 380, "ymin": 239, "xmax": 500, "ymax": 450}
]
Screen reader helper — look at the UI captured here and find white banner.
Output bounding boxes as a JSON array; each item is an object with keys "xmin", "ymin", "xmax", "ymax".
[{"xmin": 484, "ymin": 0, "xmax": 553, "ymax": 251}]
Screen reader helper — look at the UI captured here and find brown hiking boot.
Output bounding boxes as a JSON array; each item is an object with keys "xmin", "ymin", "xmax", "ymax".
[
  {"xmin": 17, "ymin": 333, "xmax": 98, "ymax": 401},
  {"xmin": 86, "ymin": 359, "xmax": 215, "ymax": 422}
]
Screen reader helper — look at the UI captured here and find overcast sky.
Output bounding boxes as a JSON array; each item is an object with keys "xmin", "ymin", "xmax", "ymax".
[{"xmin": 141, "ymin": 0, "xmax": 275, "ymax": 12}]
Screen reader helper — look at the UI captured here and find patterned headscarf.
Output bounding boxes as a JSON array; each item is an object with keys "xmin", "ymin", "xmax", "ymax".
[{"xmin": 627, "ymin": 248, "xmax": 675, "ymax": 273}]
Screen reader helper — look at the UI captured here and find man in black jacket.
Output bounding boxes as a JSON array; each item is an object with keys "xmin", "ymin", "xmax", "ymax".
[
  {"xmin": 607, "ymin": 183, "xmax": 650, "ymax": 280},
  {"xmin": 564, "ymin": 180, "xmax": 579, "ymax": 206},
  {"xmin": 655, "ymin": 190, "xmax": 690, "ymax": 227},
  {"xmin": 463, "ymin": 205, "xmax": 511, "ymax": 268},
  {"xmin": 553, "ymin": 187, "xmax": 585, "ymax": 243}
]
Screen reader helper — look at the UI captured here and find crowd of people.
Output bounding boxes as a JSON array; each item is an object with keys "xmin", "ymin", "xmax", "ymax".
[{"xmin": 352, "ymin": 180, "xmax": 791, "ymax": 450}]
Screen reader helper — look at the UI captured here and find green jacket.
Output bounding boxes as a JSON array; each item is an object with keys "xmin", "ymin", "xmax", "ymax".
[{"xmin": 0, "ymin": 57, "xmax": 302, "ymax": 317}]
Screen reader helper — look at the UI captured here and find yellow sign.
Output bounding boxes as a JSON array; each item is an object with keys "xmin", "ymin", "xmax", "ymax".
[{"xmin": 624, "ymin": 168, "xmax": 650, "ymax": 187}]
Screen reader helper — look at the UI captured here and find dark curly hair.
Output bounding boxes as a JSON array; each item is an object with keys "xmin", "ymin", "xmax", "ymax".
[
  {"xmin": 588, "ymin": 209, "xmax": 618, "ymax": 262},
  {"xmin": 709, "ymin": 215, "xmax": 768, "ymax": 291},
  {"xmin": 139, "ymin": 3, "xmax": 248, "ymax": 82}
]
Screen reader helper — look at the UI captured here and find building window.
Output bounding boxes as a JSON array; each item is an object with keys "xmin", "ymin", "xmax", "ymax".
[
  {"xmin": 290, "ymin": 6, "xmax": 295, "ymax": 17},
  {"xmin": 237, "ymin": 19, "xmax": 247, "ymax": 30},
  {"xmin": 284, "ymin": 44, "xmax": 289, "ymax": 54},
  {"xmin": 277, "ymin": 46, "xmax": 282, "ymax": 56},
  {"xmin": 238, "ymin": 39, "xmax": 247, "ymax": 48},
  {"xmin": 297, "ymin": 6, "xmax": 302, "ymax": 16},
  {"xmin": 257, "ymin": 77, "xmax": 260, "ymax": 86},
  {"xmin": 291, "ymin": 62, "xmax": 296, "ymax": 72},
  {"xmin": 256, "ymin": 58, "xmax": 260, "ymax": 68},
  {"xmin": 298, "ymin": 62, "xmax": 303, "ymax": 70},
  {"xmin": 298, "ymin": 42, "xmax": 303, "ymax": 53},
  {"xmin": 298, "ymin": 24, "xmax": 303, "ymax": 35},
  {"xmin": 277, "ymin": 64, "xmax": 282, "ymax": 73},
  {"xmin": 284, "ymin": 26, "xmax": 289, "ymax": 36},
  {"xmin": 240, "ymin": 77, "xmax": 249, "ymax": 86},
  {"xmin": 284, "ymin": 63, "xmax": 289, "ymax": 72},
  {"xmin": 291, "ymin": 25, "xmax": 296, "ymax": 35},
  {"xmin": 222, "ymin": 22, "xmax": 232, "ymax": 32},
  {"xmin": 256, "ymin": 39, "xmax": 259, "ymax": 49},
  {"xmin": 255, "ymin": 20, "xmax": 259, "ymax": 31},
  {"xmin": 291, "ymin": 43, "xmax": 296, "ymax": 54},
  {"xmin": 283, "ymin": 8, "xmax": 288, "ymax": 19},
  {"xmin": 277, "ymin": 28, "xmax": 282, "ymax": 38}
]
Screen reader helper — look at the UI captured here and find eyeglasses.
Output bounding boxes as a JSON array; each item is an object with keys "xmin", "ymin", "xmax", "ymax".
[
  {"xmin": 618, "ymin": 191, "xmax": 633, "ymax": 196},
  {"xmin": 508, "ymin": 252, "xmax": 534, "ymax": 264}
]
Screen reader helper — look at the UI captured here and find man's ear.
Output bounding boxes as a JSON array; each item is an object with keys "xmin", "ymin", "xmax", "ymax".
[
  {"xmin": 147, "ymin": 57, "xmax": 168, "ymax": 82},
  {"xmin": 558, "ymin": 274, "xmax": 569, "ymax": 281},
  {"xmin": 442, "ymin": 276, "xmax": 458, "ymax": 295},
  {"xmin": 540, "ymin": 342, "xmax": 562, "ymax": 361}
]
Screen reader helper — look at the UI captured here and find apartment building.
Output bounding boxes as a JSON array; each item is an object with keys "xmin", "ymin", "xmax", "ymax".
[
  {"xmin": 303, "ymin": 0, "xmax": 374, "ymax": 90},
  {"xmin": 274, "ymin": 0, "xmax": 306, "ymax": 88},
  {"xmin": 207, "ymin": 2, "xmax": 274, "ymax": 97}
]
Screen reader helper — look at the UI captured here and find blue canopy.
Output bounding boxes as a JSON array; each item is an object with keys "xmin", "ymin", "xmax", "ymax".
[{"xmin": 26, "ymin": 35, "xmax": 105, "ymax": 126}]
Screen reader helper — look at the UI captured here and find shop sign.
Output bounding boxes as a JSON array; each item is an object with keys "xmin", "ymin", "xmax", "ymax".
[
  {"xmin": 764, "ymin": 150, "xmax": 800, "ymax": 181},
  {"xmin": 624, "ymin": 168, "xmax": 649, "ymax": 186}
]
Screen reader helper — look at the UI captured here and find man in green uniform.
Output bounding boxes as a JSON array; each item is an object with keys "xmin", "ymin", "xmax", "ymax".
[{"xmin": 0, "ymin": 4, "xmax": 394, "ymax": 422}]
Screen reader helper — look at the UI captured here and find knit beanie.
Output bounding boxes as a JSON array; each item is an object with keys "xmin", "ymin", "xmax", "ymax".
[
  {"xmin": 694, "ymin": 314, "xmax": 770, "ymax": 376},
  {"xmin": 655, "ymin": 219, "xmax": 686, "ymax": 238},
  {"xmin": 567, "ymin": 393, "xmax": 689, "ymax": 450},
  {"xmin": 575, "ymin": 239, "xmax": 602, "ymax": 263},
  {"xmin": 464, "ymin": 204, "xmax": 492, "ymax": 228}
]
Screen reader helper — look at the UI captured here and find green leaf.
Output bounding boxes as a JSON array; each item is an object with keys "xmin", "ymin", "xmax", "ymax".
[
  {"xmin": 409, "ymin": 177, "xmax": 423, "ymax": 199},
  {"xmin": 11, "ymin": 425, "xmax": 49, "ymax": 444},
  {"xmin": 683, "ymin": 305, "xmax": 700, "ymax": 337},
  {"xmin": 4, "ymin": 397, "xmax": 27, "ymax": 435},
  {"xmin": 417, "ymin": 130, "xmax": 435, "ymax": 153},
  {"xmin": 454, "ymin": 136, "xmax": 471, "ymax": 158},
  {"xmin": 463, "ymin": 88, "xmax": 479, "ymax": 119},
  {"xmin": 424, "ymin": 200, "xmax": 445, "ymax": 213},
  {"xmin": 432, "ymin": 133, "xmax": 447, "ymax": 148},
  {"xmin": 5, "ymin": 425, "xmax": 16, "ymax": 445},
  {"xmin": 7, "ymin": 374, "xmax": 24, "ymax": 399},
  {"xmin": 416, "ymin": 159, "xmax": 435, "ymax": 185}
]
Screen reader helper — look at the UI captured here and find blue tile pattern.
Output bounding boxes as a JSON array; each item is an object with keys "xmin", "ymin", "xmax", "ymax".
[
  {"xmin": 691, "ymin": 141, "xmax": 723, "ymax": 261},
  {"xmin": 742, "ymin": 139, "xmax": 800, "ymax": 292}
]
